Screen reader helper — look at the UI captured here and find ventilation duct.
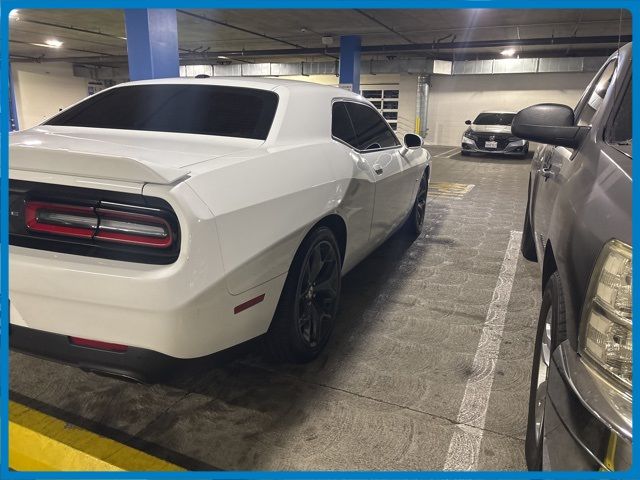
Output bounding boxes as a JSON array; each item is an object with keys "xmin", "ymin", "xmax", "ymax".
[
  {"xmin": 178, "ymin": 56, "xmax": 607, "ymax": 79},
  {"xmin": 452, "ymin": 56, "xmax": 607, "ymax": 75}
]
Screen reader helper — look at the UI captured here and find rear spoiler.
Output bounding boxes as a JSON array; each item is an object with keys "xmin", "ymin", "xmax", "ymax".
[{"xmin": 10, "ymin": 145, "xmax": 189, "ymax": 185}]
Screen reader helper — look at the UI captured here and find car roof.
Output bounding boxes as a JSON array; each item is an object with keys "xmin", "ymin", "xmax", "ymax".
[{"xmin": 115, "ymin": 76, "xmax": 362, "ymax": 99}]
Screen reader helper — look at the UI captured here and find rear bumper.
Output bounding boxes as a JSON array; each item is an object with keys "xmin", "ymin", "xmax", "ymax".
[
  {"xmin": 10, "ymin": 324, "xmax": 176, "ymax": 382},
  {"xmin": 544, "ymin": 341, "xmax": 632, "ymax": 471}
]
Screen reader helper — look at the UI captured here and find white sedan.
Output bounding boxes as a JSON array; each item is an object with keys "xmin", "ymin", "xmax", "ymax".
[{"xmin": 9, "ymin": 78, "xmax": 431, "ymax": 380}]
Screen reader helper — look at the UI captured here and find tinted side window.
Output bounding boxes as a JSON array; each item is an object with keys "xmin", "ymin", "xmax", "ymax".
[
  {"xmin": 575, "ymin": 60, "xmax": 617, "ymax": 127},
  {"xmin": 332, "ymin": 102, "xmax": 358, "ymax": 148},
  {"xmin": 607, "ymin": 82, "xmax": 632, "ymax": 152},
  {"xmin": 345, "ymin": 102, "xmax": 400, "ymax": 150}
]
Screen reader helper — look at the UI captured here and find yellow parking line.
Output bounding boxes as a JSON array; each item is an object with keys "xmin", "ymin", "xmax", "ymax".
[
  {"xmin": 9, "ymin": 400, "xmax": 185, "ymax": 472},
  {"xmin": 429, "ymin": 182, "xmax": 475, "ymax": 199}
]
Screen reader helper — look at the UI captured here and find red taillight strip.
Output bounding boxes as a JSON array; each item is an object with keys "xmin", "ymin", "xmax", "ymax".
[{"xmin": 25, "ymin": 201, "xmax": 96, "ymax": 239}]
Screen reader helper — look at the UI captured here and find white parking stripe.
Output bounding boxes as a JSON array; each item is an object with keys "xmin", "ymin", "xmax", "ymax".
[
  {"xmin": 434, "ymin": 147, "xmax": 459, "ymax": 157},
  {"xmin": 443, "ymin": 230, "xmax": 522, "ymax": 471},
  {"xmin": 445, "ymin": 149, "xmax": 461, "ymax": 158}
]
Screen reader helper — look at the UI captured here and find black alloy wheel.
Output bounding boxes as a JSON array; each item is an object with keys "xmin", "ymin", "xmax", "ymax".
[
  {"xmin": 296, "ymin": 239, "xmax": 340, "ymax": 348},
  {"xmin": 265, "ymin": 226, "xmax": 341, "ymax": 363},
  {"xmin": 406, "ymin": 171, "xmax": 428, "ymax": 235}
]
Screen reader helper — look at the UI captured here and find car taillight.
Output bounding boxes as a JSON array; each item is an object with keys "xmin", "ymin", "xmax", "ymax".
[
  {"xmin": 25, "ymin": 200, "xmax": 173, "ymax": 249},
  {"xmin": 25, "ymin": 201, "xmax": 97, "ymax": 239},
  {"xmin": 95, "ymin": 208, "xmax": 172, "ymax": 248}
]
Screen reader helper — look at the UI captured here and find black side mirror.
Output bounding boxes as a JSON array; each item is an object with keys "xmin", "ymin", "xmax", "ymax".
[
  {"xmin": 512, "ymin": 104, "xmax": 590, "ymax": 148},
  {"xmin": 403, "ymin": 133, "xmax": 423, "ymax": 148},
  {"xmin": 465, "ymin": 120, "xmax": 472, "ymax": 125}
]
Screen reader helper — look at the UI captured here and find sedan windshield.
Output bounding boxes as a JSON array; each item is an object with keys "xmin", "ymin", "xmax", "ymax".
[
  {"xmin": 46, "ymin": 84, "xmax": 279, "ymax": 140},
  {"xmin": 473, "ymin": 113, "xmax": 516, "ymax": 125}
]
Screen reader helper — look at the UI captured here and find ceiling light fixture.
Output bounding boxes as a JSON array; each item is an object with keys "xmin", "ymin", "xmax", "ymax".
[
  {"xmin": 44, "ymin": 39, "xmax": 64, "ymax": 48},
  {"xmin": 500, "ymin": 48, "xmax": 516, "ymax": 57},
  {"xmin": 217, "ymin": 55, "xmax": 229, "ymax": 59},
  {"xmin": 9, "ymin": 10, "xmax": 19, "ymax": 20}
]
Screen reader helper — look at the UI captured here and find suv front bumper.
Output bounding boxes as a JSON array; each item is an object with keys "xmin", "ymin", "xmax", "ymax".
[{"xmin": 544, "ymin": 340, "xmax": 632, "ymax": 470}]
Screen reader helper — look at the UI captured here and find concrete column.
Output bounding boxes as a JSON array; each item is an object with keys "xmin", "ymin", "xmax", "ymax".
[
  {"xmin": 124, "ymin": 9, "xmax": 179, "ymax": 80},
  {"xmin": 338, "ymin": 35, "xmax": 361, "ymax": 94}
]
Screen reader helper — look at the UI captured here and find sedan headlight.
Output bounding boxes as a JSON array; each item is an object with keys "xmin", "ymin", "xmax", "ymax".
[
  {"xmin": 580, "ymin": 240, "xmax": 632, "ymax": 391},
  {"xmin": 463, "ymin": 130, "xmax": 477, "ymax": 140}
]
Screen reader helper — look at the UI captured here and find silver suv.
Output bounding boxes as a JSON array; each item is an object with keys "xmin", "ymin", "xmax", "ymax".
[{"xmin": 514, "ymin": 43, "xmax": 631, "ymax": 471}]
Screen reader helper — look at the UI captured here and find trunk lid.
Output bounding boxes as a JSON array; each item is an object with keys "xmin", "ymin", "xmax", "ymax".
[{"xmin": 10, "ymin": 126, "xmax": 263, "ymax": 184}]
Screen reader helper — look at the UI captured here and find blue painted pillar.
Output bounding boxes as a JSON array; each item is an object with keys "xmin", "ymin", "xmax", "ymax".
[
  {"xmin": 9, "ymin": 65, "xmax": 19, "ymax": 131},
  {"xmin": 124, "ymin": 9, "xmax": 179, "ymax": 80},
  {"xmin": 339, "ymin": 35, "xmax": 361, "ymax": 94}
]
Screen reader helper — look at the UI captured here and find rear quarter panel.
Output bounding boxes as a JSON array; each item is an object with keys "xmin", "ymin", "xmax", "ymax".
[{"xmin": 185, "ymin": 141, "xmax": 365, "ymax": 295}]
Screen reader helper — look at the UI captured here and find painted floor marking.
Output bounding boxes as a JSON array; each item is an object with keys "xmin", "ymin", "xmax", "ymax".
[
  {"xmin": 443, "ymin": 230, "xmax": 522, "ymax": 471},
  {"xmin": 434, "ymin": 147, "xmax": 459, "ymax": 157},
  {"xmin": 429, "ymin": 182, "xmax": 475, "ymax": 200},
  {"xmin": 9, "ymin": 400, "xmax": 185, "ymax": 472},
  {"xmin": 445, "ymin": 148, "xmax": 462, "ymax": 158}
]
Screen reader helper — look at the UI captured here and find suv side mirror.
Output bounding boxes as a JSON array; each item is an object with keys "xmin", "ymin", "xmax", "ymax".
[
  {"xmin": 512, "ymin": 104, "xmax": 590, "ymax": 149},
  {"xmin": 465, "ymin": 120, "xmax": 472, "ymax": 125},
  {"xmin": 403, "ymin": 133, "xmax": 423, "ymax": 148}
]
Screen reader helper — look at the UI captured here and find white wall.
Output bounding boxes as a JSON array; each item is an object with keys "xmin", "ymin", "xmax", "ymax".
[
  {"xmin": 12, "ymin": 62, "xmax": 91, "ymax": 130},
  {"xmin": 278, "ymin": 73, "xmax": 419, "ymax": 138},
  {"xmin": 425, "ymin": 72, "xmax": 594, "ymax": 146}
]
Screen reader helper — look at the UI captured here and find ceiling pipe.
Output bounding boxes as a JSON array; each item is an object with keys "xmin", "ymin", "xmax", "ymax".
[
  {"xmin": 354, "ymin": 9, "xmax": 417, "ymax": 44},
  {"xmin": 11, "ymin": 34, "xmax": 630, "ymax": 64},
  {"xmin": 177, "ymin": 9, "xmax": 305, "ymax": 50}
]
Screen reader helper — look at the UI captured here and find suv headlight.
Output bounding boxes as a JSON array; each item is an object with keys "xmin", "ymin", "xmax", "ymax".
[{"xmin": 580, "ymin": 240, "xmax": 632, "ymax": 391}]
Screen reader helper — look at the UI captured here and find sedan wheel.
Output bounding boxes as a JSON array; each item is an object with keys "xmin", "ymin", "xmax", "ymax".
[{"xmin": 265, "ymin": 226, "xmax": 341, "ymax": 363}]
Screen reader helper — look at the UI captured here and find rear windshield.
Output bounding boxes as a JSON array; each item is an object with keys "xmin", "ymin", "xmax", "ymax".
[
  {"xmin": 46, "ymin": 84, "xmax": 279, "ymax": 140},
  {"xmin": 473, "ymin": 113, "xmax": 516, "ymax": 126}
]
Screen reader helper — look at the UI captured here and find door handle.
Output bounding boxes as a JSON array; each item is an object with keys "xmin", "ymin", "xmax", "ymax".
[
  {"xmin": 537, "ymin": 167, "xmax": 554, "ymax": 179},
  {"xmin": 373, "ymin": 164, "xmax": 383, "ymax": 175}
]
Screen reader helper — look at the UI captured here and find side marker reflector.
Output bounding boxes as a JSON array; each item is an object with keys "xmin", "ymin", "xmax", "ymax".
[{"xmin": 234, "ymin": 294, "xmax": 265, "ymax": 314}]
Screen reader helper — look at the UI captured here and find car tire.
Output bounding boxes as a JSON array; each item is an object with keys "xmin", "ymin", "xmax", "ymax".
[
  {"xmin": 525, "ymin": 271, "xmax": 567, "ymax": 470},
  {"xmin": 405, "ymin": 170, "xmax": 428, "ymax": 235},
  {"xmin": 520, "ymin": 180, "xmax": 538, "ymax": 262},
  {"xmin": 521, "ymin": 189, "xmax": 537, "ymax": 261},
  {"xmin": 264, "ymin": 226, "xmax": 342, "ymax": 363}
]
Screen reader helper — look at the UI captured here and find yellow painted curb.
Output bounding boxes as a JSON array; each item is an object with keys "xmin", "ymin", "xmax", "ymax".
[{"xmin": 9, "ymin": 400, "xmax": 185, "ymax": 472}]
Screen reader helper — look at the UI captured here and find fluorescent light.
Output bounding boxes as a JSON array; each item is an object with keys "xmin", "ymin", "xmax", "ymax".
[
  {"xmin": 217, "ymin": 55, "xmax": 229, "ymax": 59},
  {"xmin": 9, "ymin": 10, "xmax": 19, "ymax": 20},
  {"xmin": 500, "ymin": 48, "xmax": 516, "ymax": 57},
  {"xmin": 44, "ymin": 39, "xmax": 63, "ymax": 48}
]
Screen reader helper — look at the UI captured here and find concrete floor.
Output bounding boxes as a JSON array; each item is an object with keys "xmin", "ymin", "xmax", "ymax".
[{"xmin": 10, "ymin": 146, "xmax": 542, "ymax": 471}]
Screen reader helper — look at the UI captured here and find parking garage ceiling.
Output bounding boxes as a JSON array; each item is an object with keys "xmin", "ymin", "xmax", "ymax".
[{"xmin": 9, "ymin": 9, "xmax": 632, "ymax": 66}]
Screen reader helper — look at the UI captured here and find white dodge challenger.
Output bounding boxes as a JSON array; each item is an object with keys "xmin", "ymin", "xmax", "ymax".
[{"xmin": 9, "ymin": 78, "xmax": 431, "ymax": 380}]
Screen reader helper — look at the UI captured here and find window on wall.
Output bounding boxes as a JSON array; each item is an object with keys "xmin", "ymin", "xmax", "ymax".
[{"xmin": 361, "ymin": 87, "xmax": 399, "ymax": 131}]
